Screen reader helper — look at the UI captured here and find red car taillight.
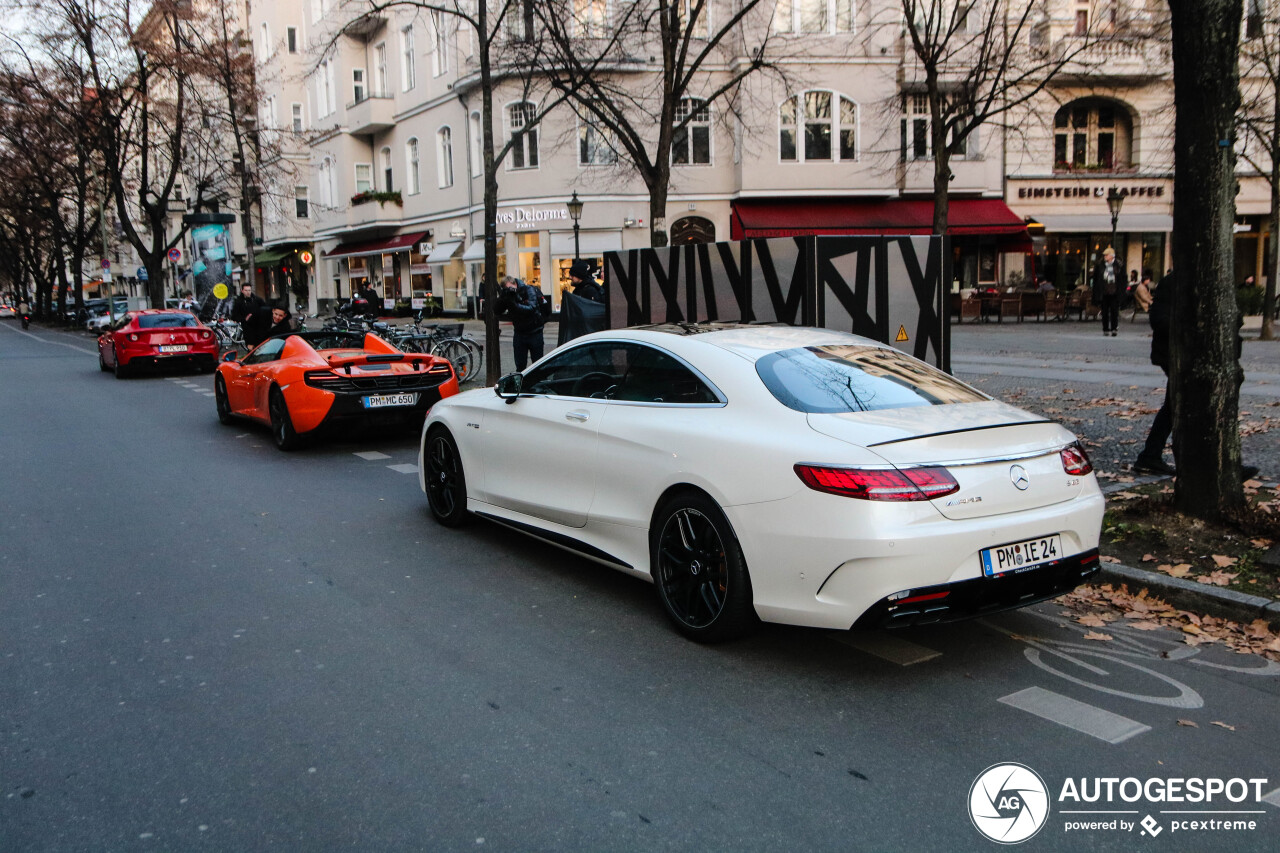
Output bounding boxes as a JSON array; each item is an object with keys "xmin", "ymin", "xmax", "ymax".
[
  {"xmin": 1060, "ymin": 443, "xmax": 1093, "ymax": 475},
  {"xmin": 794, "ymin": 464, "xmax": 960, "ymax": 502}
]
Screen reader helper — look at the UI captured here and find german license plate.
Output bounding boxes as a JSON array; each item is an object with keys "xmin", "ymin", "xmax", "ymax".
[
  {"xmin": 980, "ymin": 534, "xmax": 1063, "ymax": 577},
  {"xmin": 158, "ymin": 344, "xmax": 188, "ymax": 353},
  {"xmin": 363, "ymin": 393, "xmax": 418, "ymax": 408}
]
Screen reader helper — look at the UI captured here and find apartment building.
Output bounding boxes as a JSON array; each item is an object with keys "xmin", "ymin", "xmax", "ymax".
[{"xmin": 249, "ymin": 1, "xmax": 1273, "ymax": 317}]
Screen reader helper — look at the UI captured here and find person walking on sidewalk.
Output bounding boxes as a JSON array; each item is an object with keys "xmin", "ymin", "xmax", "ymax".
[
  {"xmin": 496, "ymin": 275, "xmax": 546, "ymax": 371},
  {"xmin": 1092, "ymin": 246, "xmax": 1123, "ymax": 336}
]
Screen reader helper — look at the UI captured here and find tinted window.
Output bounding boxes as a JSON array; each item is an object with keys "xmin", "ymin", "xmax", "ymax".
[
  {"xmin": 138, "ymin": 312, "xmax": 198, "ymax": 329},
  {"xmin": 242, "ymin": 338, "xmax": 287, "ymax": 365},
  {"xmin": 524, "ymin": 342, "xmax": 718, "ymax": 403},
  {"xmin": 524, "ymin": 343, "xmax": 623, "ymax": 398},
  {"xmin": 755, "ymin": 345, "xmax": 988, "ymax": 414}
]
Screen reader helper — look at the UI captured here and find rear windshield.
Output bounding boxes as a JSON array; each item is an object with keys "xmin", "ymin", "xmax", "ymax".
[
  {"xmin": 138, "ymin": 313, "xmax": 198, "ymax": 329},
  {"xmin": 755, "ymin": 345, "xmax": 988, "ymax": 414}
]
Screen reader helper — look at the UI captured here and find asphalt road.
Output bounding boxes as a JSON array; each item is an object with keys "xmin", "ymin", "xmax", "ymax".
[{"xmin": 2, "ymin": 319, "xmax": 1279, "ymax": 852}]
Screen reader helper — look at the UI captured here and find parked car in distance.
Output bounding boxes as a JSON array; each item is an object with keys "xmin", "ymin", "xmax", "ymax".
[
  {"xmin": 83, "ymin": 299, "xmax": 130, "ymax": 331},
  {"xmin": 420, "ymin": 325, "xmax": 1105, "ymax": 643},
  {"xmin": 0, "ymin": 304, "xmax": 15, "ymax": 318},
  {"xmin": 97, "ymin": 310, "xmax": 219, "ymax": 378},
  {"xmin": 215, "ymin": 330, "xmax": 459, "ymax": 450}
]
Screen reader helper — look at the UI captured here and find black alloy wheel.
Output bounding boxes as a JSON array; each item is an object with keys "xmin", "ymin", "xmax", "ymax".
[
  {"xmin": 424, "ymin": 428, "xmax": 469, "ymax": 527},
  {"xmin": 268, "ymin": 386, "xmax": 300, "ymax": 451},
  {"xmin": 214, "ymin": 374, "xmax": 234, "ymax": 425},
  {"xmin": 113, "ymin": 354, "xmax": 129, "ymax": 379},
  {"xmin": 651, "ymin": 493, "xmax": 756, "ymax": 643}
]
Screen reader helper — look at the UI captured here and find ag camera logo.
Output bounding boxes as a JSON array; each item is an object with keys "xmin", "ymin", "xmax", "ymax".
[{"xmin": 969, "ymin": 763, "xmax": 1051, "ymax": 844}]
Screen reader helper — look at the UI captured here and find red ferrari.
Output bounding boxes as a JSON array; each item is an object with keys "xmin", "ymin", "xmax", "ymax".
[
  {"xmin": 215, "ymin": 330, "xmax": 459, "ymax": 450},
  {"xmin": 98, "ymin": 310, "xmax": 219, "ymax": 378}
]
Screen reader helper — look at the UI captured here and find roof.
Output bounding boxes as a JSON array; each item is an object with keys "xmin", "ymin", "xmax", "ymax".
[{"xmin": 602, "ymin": 324, "xmax": 882, "ymax": 363}]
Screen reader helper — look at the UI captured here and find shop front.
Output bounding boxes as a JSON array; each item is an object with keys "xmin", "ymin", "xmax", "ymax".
[
  {"xmin": 324, "ymin": 231, "xmax": 429, "ymax": 314},
  {"xmin": 729, "ymin": 197, "xmax": 1030, "ymax": 292},
  {"xmin": 493, "ymin": 201, "xmax": 624, "ymax": 311}
]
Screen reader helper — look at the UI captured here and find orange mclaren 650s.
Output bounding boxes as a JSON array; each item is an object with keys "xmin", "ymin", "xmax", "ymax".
[{"xmin": 215, "ymin": 330, "xmax": 459, "ymax": 450}]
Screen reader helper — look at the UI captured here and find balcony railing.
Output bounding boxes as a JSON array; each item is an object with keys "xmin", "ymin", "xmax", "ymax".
[{"xmin": 345, "ymin": 93, "xmax": 395, "ymax": 135}]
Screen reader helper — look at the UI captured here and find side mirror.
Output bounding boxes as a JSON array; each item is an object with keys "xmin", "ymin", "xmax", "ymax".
[
  {"xmin": 221, "ymin": 351, "xmax": 239, "ymax": 363},
  {"xmin": 495, "ymin": 372, "xmax": 523, "ymax": 402}
]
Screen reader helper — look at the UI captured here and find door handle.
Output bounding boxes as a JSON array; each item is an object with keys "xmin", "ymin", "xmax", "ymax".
[{"xmin": 565, "ymin": 410, "xmax": 590, "ymax": 422}]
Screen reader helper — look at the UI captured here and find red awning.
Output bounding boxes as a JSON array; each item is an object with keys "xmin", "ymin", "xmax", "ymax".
[
  {"xmin": 729, "ymin": 198, "xmax": 1029, "ymax": 242},
  {"xmin": 325, "ymin": 231, "xmax": 429, "ymax": 259}
]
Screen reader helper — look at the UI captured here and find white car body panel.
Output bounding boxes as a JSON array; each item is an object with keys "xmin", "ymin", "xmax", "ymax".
[{"xmin": 420, "ymin": 327, "xmax": 1106, "ymax": 632}]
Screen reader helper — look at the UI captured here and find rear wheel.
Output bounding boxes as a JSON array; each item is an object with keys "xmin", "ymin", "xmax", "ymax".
[
  {"xmin": 424, "ymin": 428, "xmax": 469, "ymax": 527},
  {"xmin": 113, "ymin": 355, "xmax": 130, "ymax": 379},
  {"xmin": 214, "ymin": 374, "xmax": 234, "ymax": 425},
  {"xmin": 651, "ymin": 492, "xmax": 756, "ymax": 643},
  {"xmin": 99, "ymin": 349, "xmax": 110, "ymax": 372},
  {"xmin": 268, "ymin": 386, "xmax": 300, "ymax": 451}
]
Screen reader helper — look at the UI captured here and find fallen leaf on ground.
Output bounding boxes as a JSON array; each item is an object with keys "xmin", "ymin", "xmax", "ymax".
[
  {"xmin": 1112, "ymin": 491, "xmax": 1141, "ymax": 499},
  {"xmin": 1252, "ymin": 538, "xmax": 1274, "ymax": 549},
  {"xmin": 1177, "ymin": 719, "xmax": 1199, "ymax": 728},
  {"xmin": 1082, "ymin": 631, "xmax": 1113, "ymax": 641},
  {"xmin": 1197, "ymin": 570, "xmax": 1239, "ymax": 587},
  {"xmin": 1126, "ymin": 621, "xmax": 1163, "ymax": 631},
  {"xmin": 1182, "ymin": 624, "xmax": 1204, "ymax": 635},
  {"xmin": 1100, "ymin": 555, "xmax": 1121, "ymax": 563},
  {"xmin": 1247, "ymin": 619, "xmax": 1272, "ymax": 639},
  {"xmin": 1141, "ymin": 553, "xmax": 1158, "ymax": 562},
  {"xmin": 1244, "ymin": 479, "xmax": 1264, "ymax": 489},
  {"xmin": 1158, "ymin": 564, "xmax": 1192, "ymax": 578},
  {"xmin": 1211, "ymin": 721, "xmax": 1236, "ymax": 731},
  {"xmin": 1077, "ymin": 614, "xmax": 1108, "ymax": 627},
  {"xmin": 1211, "ymin": 554, "xmax": 1239, "ymax": 568}
]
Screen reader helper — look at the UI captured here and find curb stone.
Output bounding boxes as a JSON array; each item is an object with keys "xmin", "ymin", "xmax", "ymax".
[{"xmin": 1096, "ymin": 561, "xmax": 1280, "ymax": 631}]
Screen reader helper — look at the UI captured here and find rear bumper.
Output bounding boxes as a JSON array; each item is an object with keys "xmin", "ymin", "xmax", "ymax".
[
  {"xmin": 120, "ymin": 350, "xmax": 218, "ymax": 371},
  {"xmin": 854, "ymin": 549, "xmax": 1101, "ymax": 629}
]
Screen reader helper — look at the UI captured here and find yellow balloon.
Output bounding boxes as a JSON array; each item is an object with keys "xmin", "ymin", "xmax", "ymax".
[{"xmin": 212, "ymin": 283, "xmax": 229, "ymax": 300}]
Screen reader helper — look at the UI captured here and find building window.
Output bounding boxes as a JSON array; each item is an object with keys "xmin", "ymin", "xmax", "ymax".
[
  {"xmin": 1053, "ymin": 99, "xmax": 1131, "ymax": 172},
  {"xmin": 317, "ymin": 59, "xmax": 335, "ymax": 117},
  {"xmin": 374, "ymin": 42, "xmax": 387, "ymax": 96},
  {"xmin": 469, "ymin": 111, "xmax": 483, "ymax": 177},
  {"xmin": 679, "ymin": 0, "xmax": 710, "ymax": 38},
  {"xmin": 295, "ymin": 186, "xmax": 309, "ymax": 219},
  {"xmin": 1247, "ymin": 0, "xmax": 1265, "ymax": 39},
  {"xmin": 291, "ymin": 102, "xmax": 303, "ymax": 133},
  {"xmin": 774, "ymin": 0, "xmax": 855, "ymax": 34},
  {"xmin": 260, "ymin": 22, "xmax": 271, "ymax": 59},
  {"xmin": 673, "ymin": 98, "xmax": 711, "ymax": 166},
  {"xmin": 381, "ymin": 146, "xmax": 393, "ymax": 191},
  {"xmin": 574, "ymin": 0, "xmax": 609, "ymax": 37},
  {"xmin": 437, "ymin": 127, "xmax": 454, "ymax": 188},
  {"xmin": 781, "ymin": 91, "xmax": 857, "ymax": 162},
  {"xmin": 1074, "ymin": 9, "xmax": 1088, "ymax": 36},
  {"xmin": 355, "ymin": 163, "xmax": 373, "ymax": 194},
  {"xmin": 287, "ymin": 27, "xmax": 298, "ymax": 54},
  {"xmin": 579, "ymin": 110, "xmax": 617, "ymax": 165},
  {"xmin": 352, "ymin": 68, "xmax": 365, "ymax": 104},
  {"xmin": 508, "ymin": 102, "xmax": 539, "ymax": 170},
  {"xmin": 506, "ymin": 0, "xmax": 535, "ymax": 41},
  {"xmin": 402, "ymin": 25, "xmax": 416, "ymax": 91},
  {"xmin": 318, "ymin": 158, "xmax": 333, "ymax": 207},
  {"xmin": 431, "ymin": 11, "xmax": 449, "ymax": 77},
  {"xmin": 407, "ymin": 138, "xmax": 420, "ymax": 195}
]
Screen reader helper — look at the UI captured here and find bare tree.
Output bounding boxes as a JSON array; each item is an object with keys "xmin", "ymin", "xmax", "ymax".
[
  {"xmin": 1237, "ymin": 4, "xmax": 1279, "ymax": 341},
  {"xmin": 892, "ymin": 0, "xmax": 1094, "ymax": 234},
  {"xmin": 531, "ymin": 0, "xmax": 776, "ymax": 248},
  {"xmin": 1168, "ymin": 0, "xmax": 1246, "ymax": 520}
]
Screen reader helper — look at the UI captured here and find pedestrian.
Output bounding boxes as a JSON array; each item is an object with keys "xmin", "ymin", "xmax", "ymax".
[
  {"xmin": 1091, "ymin": 246, "xmax": 1123, "ymax": 336},
  {"xmin": 558, "ymin": 260, "xmax": 607, "ymax": 346},
  {"xmin": 242, "ymin": 304, "xmax": 293, "ymax": 349},
  {"xmin": 358, "ymin": 282, "xmax": 379, "ymax": 313},
  {"xmin": 232, "ymin": 283, "xmax": 263, "ymax": 325},
  {"xmin": 495, "ymin": 275, "xmax": 546, "ymax": 371},
  {"xmin": 1133, "ymin": 271, "xmax": 1154, "ymax": 313},
  {"xmin": 564, "ymin": 259, "xmax": 604, "ymax": 303},
  {"xmin": 1134, "ymin": 272, "xmax": 1176, "ymax": 476}
]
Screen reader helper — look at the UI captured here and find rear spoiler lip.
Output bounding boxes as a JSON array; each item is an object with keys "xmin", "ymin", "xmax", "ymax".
[{"xmin": 866, "ymin": 419, "xmax": 1055, "ymax": 448}]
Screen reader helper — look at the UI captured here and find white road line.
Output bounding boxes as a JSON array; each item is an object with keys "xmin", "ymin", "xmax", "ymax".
[
  {"xmin": 387, "ymin": 463, "xmax": 419, "ymax": 474},
  {"xmin": 999, "ymin": 686, "xmax": 1150, "ymax": 744},
  {"xmin": 1262, "ymin": 787, "xmax": 1280, "ymax": 808},
  {"xmin": 201, "ymin": 392, "xmax": 216, "ymax": 397},
  {"xmin": 0, "ymin": 323, "xmax": 97, "ymax": 354},
  {"xmin": 827, "ymin": 631, "xmax": 941, "ymax": 666},
  {"xmin": 354, "ymin": 451, "xmax": 391, "ymax": 460}
]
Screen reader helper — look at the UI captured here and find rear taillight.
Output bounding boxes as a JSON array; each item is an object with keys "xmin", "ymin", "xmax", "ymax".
[
  {"xmin": 1060, "ymin": 443, "xmax": 1093, "ymax": 475},
  {"xmin": 794, "ymin": 464, "xmax": 960, "ymax": 502}
]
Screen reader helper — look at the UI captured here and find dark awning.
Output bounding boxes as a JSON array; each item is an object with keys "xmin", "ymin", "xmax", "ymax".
[
  {"xmin": 253, "ymin": 248, "xmax": 291, "ymax": 266},
  {"xmin": 730, "ymin": 198, "xmax": 1030, "ymax": 244},
  {"xmin": 325, "ymin": 231, "xmax": 428, "ymax": 259}
]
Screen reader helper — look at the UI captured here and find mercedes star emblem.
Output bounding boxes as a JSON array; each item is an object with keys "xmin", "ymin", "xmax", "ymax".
[{"xmin": 1010, "ymin": 465, "xmax": 1030, "ymax": 491}]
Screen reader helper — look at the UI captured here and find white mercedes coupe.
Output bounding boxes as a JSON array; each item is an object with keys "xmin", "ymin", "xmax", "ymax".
[{"xmin": 419, "ymin": 325, "xmax": 1104, "ymax": 642}]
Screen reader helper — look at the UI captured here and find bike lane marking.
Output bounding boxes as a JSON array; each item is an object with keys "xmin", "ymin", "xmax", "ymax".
[
  {"xmin": 387, "ymin": 463, "xmax": 419, "ymax": 474},
  {"xmin": 998, "ymin": 686, "xmax": 1151, "ymax": 744},
  {"xmin": 1263, "ymin": 787, "xmax": 1280, "ymax": 808},
  {"xmin": 354, "ymin": 451, "xmax": 391, "ymax": 461},
  {"xmin": 826, "ymin": 631, "xmax": 941, "ymax": 666}
]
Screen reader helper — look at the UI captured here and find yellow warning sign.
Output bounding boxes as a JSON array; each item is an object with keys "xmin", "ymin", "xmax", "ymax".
[{"xmin": 896, "ymin": 325, "xmax": 909, "ymax": 343}]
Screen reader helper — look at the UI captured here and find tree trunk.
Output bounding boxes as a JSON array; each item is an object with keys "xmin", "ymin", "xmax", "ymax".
[
  {"xmin": 648, "ymin": 177, "xmax": 669, "ymax": 249},
  {"xmin": 479, "ymin": 5, "xmax": 502, "ymax": 387},
  {"xmin": 1168, "ymin": 0, "xmax": 1246, "ymax": 519}
]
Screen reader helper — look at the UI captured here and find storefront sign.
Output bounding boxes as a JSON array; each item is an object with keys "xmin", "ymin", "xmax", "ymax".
[
  {"xmin": 1016, "ymin": 184, "xmax": 1166, "ymax": 200},
  {"xmin": 496, "ymin": 206, "xmax": 570, "ymax": 229}
]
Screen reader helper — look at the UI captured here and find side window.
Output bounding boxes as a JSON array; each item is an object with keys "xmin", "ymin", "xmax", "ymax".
[
  {"xmin": 524, "ymin": 343, "xmax": 627, "ymax": 398},
  {"xmin": 243, "ymin": 338, "xmax": 287, "ymax": 365},
  {"xmin": 612, "ymin": 344, "xmax": 719, "ymax": 404}
]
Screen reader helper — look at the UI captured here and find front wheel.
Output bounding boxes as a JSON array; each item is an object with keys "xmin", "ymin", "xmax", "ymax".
[
  {"xmin": 423, "ymin": 428, "xmax": 469, "ymax": 527},
  {"xmin": 651, "ymin": 493, "xmax": 756, "ymax": 643},
  {"xmin": 268, "ymin": 386, "xmax": 301, "ymax": 451},
  {"xmin": 214, "ymin": 374, "xmax": 234, "ymax": 424}
]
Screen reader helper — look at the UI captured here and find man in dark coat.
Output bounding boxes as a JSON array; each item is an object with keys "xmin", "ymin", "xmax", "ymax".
[
  {"xmin": 242, "ymin": 305, "xmax": 293, "ymax": 349},
  {"xmin": 495, "ymin": 276, "xmax": 545, "ymax": 370},
  {"xmin": 566, "ymin": 259, "xmax": 603, "ymax": 303},
  {"xmin": 1091, "ymin": 246, "xmax": 1123, "ymax": 336},
  {"xmin": 557, "ymin": 259, "xmax": 606, "ymax": 346},
  {"xmin": 232, "ymin": 283, "xmax": 263, "ymax": 325},
  {"xmin": 1134, "ymin": 273, "xmax": 1176, "ymax": 475}
]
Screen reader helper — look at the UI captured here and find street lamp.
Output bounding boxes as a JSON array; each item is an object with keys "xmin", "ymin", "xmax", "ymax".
[
  {"xmin": 1106, "ymin": 187, "xmax": 1124, "ymax": 257},
  {"xmin": 567, "ymin": 191, "xmax": 584, "ymax": 260}
]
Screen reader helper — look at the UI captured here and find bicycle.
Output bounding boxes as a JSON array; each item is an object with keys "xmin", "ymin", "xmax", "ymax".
[{"xmin": 208, "ymin": 317, "xmax": 243, "ymax": 352}]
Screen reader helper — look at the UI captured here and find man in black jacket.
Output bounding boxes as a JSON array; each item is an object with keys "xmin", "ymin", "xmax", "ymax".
[
  {"xmin": 496, "ymin": 276, "xmax": 545, "ymax": 370},
  {"xmin": 1134, "ymin": 273, "xmax": 1176, "ymax": 475},
  {"xmin": 242, "ymin": 305, "xmax": 293, "ymax": 349},
  {"xmin": 1091, "ymin": 246, "xmax": 1124, "ymax": 336},
  {"xmin": 232, "ymin": 283, "xmax": 263, "ymax": 325}
]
